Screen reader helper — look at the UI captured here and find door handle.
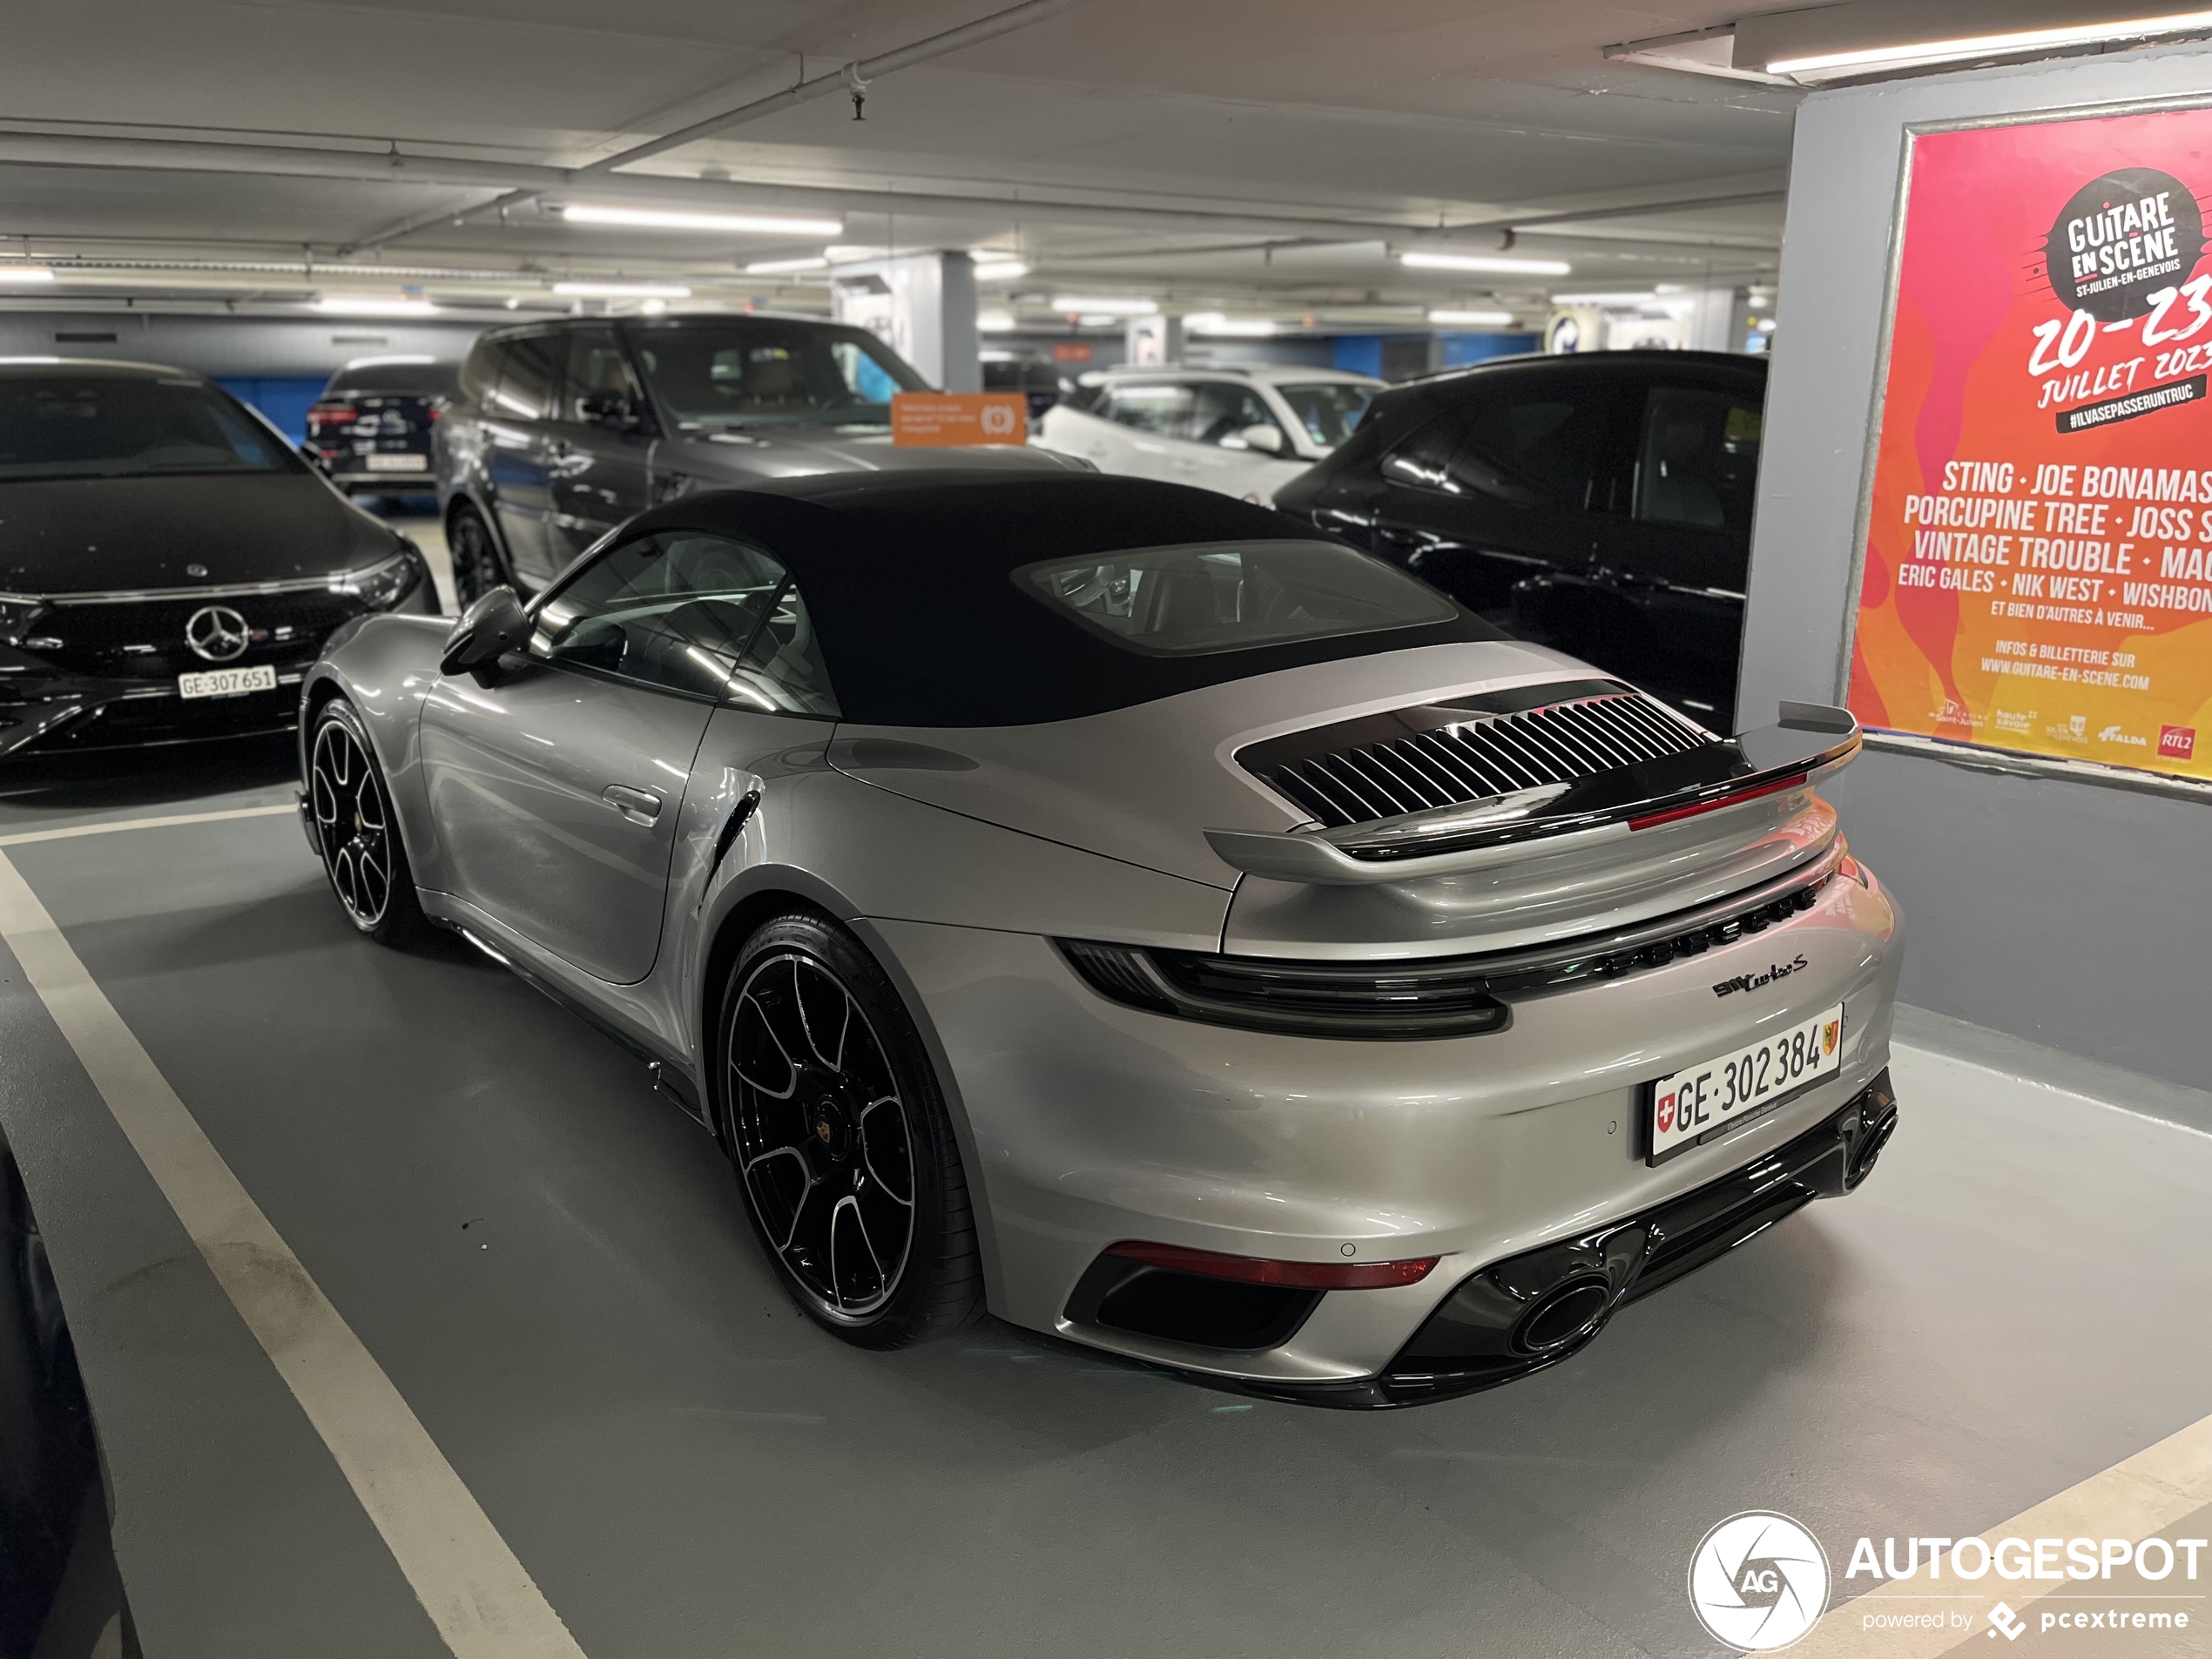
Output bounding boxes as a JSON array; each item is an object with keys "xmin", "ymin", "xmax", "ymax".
[{"xmin": 601, "ymin": 785, "xmax": 663, "ymax": 826}]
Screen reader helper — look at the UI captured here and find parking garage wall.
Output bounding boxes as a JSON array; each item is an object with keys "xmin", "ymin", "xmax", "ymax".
[{"xmin": 1740, "ymin": 40, "xmax": 2212, "ymax": 1090}]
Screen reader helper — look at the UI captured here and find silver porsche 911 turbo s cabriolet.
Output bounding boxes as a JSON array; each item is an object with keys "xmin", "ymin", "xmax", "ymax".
[{"xmin": 299, "ymin": 471, "xmax": 1901, "ymax": 1407}]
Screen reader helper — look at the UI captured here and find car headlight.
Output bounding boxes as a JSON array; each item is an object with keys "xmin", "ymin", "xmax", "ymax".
[{"xmin": 332, "ymin": 547, "xmax": 423, "ymax": 610}]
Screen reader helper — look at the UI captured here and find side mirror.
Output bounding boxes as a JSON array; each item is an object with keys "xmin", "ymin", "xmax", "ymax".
[
  {"xmin": 579, "ymin": 393, "xmax": 641, "ymax": 432},
  {"xmin": 440, "ymin": 586, "xmax": 528, "ymax": 679},
  {"xmin": 1235, "ymin": 422, "xmax": 1287, "ymax": 455}
]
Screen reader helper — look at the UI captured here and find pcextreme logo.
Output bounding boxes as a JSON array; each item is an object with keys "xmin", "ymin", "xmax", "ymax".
[{"xmin": 1688, "ymin": 1512, "xmax": 1831, "ymax": 1651}]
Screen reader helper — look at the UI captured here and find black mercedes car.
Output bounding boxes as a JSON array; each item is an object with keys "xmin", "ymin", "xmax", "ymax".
[
  {"xmin": 1273, "ymin": 351, "xmax": 1764, "ymax": 728},
  {"xmin": 0, "ymin": 361, "xmax": 436, "ymax": 758},
  {"xmin": 306, "ymin": 356, "xmax": 459, "ymax": 502}
]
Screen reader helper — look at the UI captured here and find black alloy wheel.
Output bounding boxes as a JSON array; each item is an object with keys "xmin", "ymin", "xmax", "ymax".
[
  {"xmin": 309, "ymin": 699, "xmax": 429, "ymax": 946},
  {"xmin": 448, "ymin": 503, "xmax": 505, "ymax": 608},
  {"xmin": 720, "ymin": 914, "xmax": 981, "ymax": 1348}
]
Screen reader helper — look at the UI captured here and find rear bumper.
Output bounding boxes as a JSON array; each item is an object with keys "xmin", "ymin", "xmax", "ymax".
[
  {"xmin": 880, "ymin": 850, "xmax": 1902, "ymax": 1393},
  {"xmin": 1233, "ymin": 1070, "xmax": 1898, "ymax": 1408}
]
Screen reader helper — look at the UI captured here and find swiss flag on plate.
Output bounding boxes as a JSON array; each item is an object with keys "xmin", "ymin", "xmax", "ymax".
[{"xmin": 1656, "ymin": 1093, "xmax": 1676, "ymax": 1134}]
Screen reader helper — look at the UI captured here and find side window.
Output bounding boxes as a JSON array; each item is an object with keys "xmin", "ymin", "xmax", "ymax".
[
  {"xmin": 1101, "ymin": 382, "xmax": 1188, "ymax": 435},
  {"xmin": 560, "ymin": 328, "xmax": 642, "ymax": 422},
  {"xmin": 529, "ymin": 531, "xmax": 836, "ymax": 714},
  {"xmin": 731, "ymin": 583, "xmax": 839, "ymax": 717},
  {"xmin": 1633, "ymin": 386, "xmax": 1763, "ymax": 536},
  {"xmin": 1182, "ymin": 383, "xmax": 1280, "ymax": 448},
  {"xmin": 491, "ymin": 332, "xmax": 562, "ymax": 421},
  {"xmin": 1385, "ymin": 384, "xmax": 1612, "ymax": 510}
]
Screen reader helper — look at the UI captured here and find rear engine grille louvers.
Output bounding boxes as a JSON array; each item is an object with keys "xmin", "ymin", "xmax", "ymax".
[{"xmin": 1247, "ymin": 688, "xmax": 1710, "ymax": 831}]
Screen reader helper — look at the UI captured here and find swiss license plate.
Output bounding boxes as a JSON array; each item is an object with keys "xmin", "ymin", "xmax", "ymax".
[
  {"xmin": 365, "ymin": 453, "xmax": 428, "ymax": 472},
  {"xmin": 178, "ymin": 664, "xmax": 277, "ymax": 700},
  {"xmin": 1647, "ymin": 1004, "xmax": 1844, "ymax": 1165}
]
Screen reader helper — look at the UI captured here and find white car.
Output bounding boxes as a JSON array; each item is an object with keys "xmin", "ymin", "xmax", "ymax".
[{"xmin": 1036, "ymin": 365, "xmax": 1383, "ymax": 503}]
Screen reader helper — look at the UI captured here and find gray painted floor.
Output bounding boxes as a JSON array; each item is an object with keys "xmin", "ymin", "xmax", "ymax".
[{"xmin": 1, "ymin": 747, "xmax": 2209, "ymax": 1658}]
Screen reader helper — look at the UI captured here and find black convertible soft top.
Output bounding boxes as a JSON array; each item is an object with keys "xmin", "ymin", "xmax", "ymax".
[{"xmin": 614, "ymin": 471, "xmax": 1501, "ymax": 727}]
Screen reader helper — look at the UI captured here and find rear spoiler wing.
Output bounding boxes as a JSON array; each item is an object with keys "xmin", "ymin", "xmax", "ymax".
[{"xmin": 1205, "ymin": 703, "xmax": 1859, "ymax": 887}]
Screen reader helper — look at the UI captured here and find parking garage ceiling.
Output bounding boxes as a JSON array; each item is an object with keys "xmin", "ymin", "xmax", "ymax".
[{"xmin": 0, "ymin": 0, "xmax": 1797, "ymax": 327}]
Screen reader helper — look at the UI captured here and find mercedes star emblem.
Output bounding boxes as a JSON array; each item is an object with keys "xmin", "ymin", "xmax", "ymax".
[{"xmin": 185, "ymin": 604, "xmax": 251, "ymax": 664}]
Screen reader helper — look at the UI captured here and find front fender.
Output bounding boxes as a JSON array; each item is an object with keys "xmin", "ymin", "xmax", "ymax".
[{"xmin": 299, "ymin": 612, "xmax": 450, "ymax": 887}]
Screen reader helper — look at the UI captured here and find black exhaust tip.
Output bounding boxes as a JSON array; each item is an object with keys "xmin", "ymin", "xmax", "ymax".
[{"xmin": 1512, "ymin": 1275, "xmax": 1614, "ymax": 1355}]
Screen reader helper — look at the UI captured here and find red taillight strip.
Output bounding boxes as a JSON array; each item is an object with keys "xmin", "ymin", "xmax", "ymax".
[
  {"xmin": 1105, "ymin": 1239, "xmax": 1440, "ymax": 1290},
  {"xmin": 1628, "ymin": 771, "xmax": 1809, "ymax": 833}
]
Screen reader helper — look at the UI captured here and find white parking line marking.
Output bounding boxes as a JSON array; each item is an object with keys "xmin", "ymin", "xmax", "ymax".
[
  {"xmin": 0, "ymin": 802, "xmax": 299, "ymax": 848},
  {"xmin": 0, "ymin": 848, "xmax": 588, "ymax": 1659},
  {"xmin": 1790, "ymin": 1407, "xmax": 2212, "ymax": 1656}
]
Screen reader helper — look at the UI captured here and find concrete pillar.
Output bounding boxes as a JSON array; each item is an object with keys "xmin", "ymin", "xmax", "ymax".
[
  {"xmin": 1126, "ymin": 314, "xmax": 1184, "ymax": 365},
  {"xmin": 828, "ymin": 251, "xmax": 980, "ymax": 390}
]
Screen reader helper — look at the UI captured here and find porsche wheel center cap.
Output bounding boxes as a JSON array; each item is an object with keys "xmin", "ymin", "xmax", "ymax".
[{"xmin": 809, "ymin": 1093, "xmax": 854, "ymax": 1161}]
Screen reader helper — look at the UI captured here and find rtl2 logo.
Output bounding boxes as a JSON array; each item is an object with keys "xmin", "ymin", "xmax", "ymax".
[{"xmin": 2159, "ymin": 725, "xmax": 2197, "ymax": 760}]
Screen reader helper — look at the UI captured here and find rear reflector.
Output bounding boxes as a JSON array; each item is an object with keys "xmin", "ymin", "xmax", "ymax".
[
  {"xmin": 1628, "ymin": 772, "xmax": 1807, "ymax": 833},
  {"xmin": 308, "ymin": 405, "xmax": 357, "ymax": 424},
  {"xmin": 1105, "ymin": 1239, "xmax": 1440, "ymax": 1290}
]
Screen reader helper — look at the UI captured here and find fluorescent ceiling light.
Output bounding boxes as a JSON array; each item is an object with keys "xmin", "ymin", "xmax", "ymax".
[
  {"xmin": 1052, "ymin": 294, "xmax": 1157, "ymax": 315},
  {"xmin": 0, "ymin": 266, "xmax": 57, "ymax": 284},
  {"xmin": 1076, "ymin": 314, "xmax": 1124, "ymax": 327},
  {"xmin": 1184, "ymin": 313, "xmax": 1278, "ymax": 336},
  {"xmin": 562, "ymin": 205, "xmax": 845, "ymax": 237},
  {"xmin": 344, "ymin": 354, "xmax": 436, "ymax": 368},
  {"xmin": 978, "ymin": 310, "xmax": 1016, "ymax": 332},
  {"xmin": 1402, "ymin": 252, "xmax": 1572, "ymax": 276},
  {"xmin": 974, "ymin": 260, "xmax": 1029, "ymax": 281},
  {"xmin": 640, "ymin": 299, "xmax": 668, "ymax": 315},
  {"xmin": 551, "ymin": 281, "xmax": 692, "ymax": 298},
  {"xmin": 314, "ymin": 296, "xmax": 438, "ymax": 316},
  {"xmin": 1766, "ymin": 9, "xmax": 2212, "ymax": 76},
  {"xmin": 745, "ymin": 255, "xmax": 829, "ymax": 274},
  {"xmin": 1553, "ymin": 291, "xmax": 1662, "ymax": 306},
  {"xmin": 1428, "ymin": 308, "xmax": 1515, "ymax": 327}
]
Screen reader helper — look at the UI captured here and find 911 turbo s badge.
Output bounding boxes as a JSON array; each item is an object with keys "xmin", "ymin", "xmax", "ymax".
[{"xmin": 1712, "ymin": 954, "xmax": 1809, "ymax": 998}]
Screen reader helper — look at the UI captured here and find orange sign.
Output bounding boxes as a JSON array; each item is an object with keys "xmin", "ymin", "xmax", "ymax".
[
  {"xmin": 1852, "ymin": 105, "xmax": 2212, "ymax": 782},
  {"xmin": 890, "ymin": 392, "xmax": 1028, "ymax": 447}
]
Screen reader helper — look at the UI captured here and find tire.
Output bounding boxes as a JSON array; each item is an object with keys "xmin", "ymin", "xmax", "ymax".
[
  {"xmin": 307, "ymin": 698, "xmax": 431, "ymax": 947},
  {"xmin": 448, "ymin": 502, "xmax": 506, "ymax": 609},
  {"xmin": 718, "ymin": 913, "xmax": 982, "ymax": 1349}
]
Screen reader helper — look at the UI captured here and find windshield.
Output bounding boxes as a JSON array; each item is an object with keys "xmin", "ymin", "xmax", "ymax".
[
  {"xmin": 1019, "ymin": 538, "xmax": 1458, "ymax": 656},
  {"xmin": 0, "ymin": 376, "xmax": 299, "ymax": 483},
  {"xmin": 629, "ymin": 323, "xmax": 927, "ymax": 430},
  {"xmin": 1274, "ymin": 381, "xmax": 1377, "ymax": 450}
]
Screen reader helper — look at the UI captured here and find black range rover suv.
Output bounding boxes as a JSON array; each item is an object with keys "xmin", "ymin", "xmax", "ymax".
[
  {"xmin": 0, "ymin": 361, "xmax": 435, "ymax": 758},
  {"xmin": 1273, "ymin": 350, "xmax": 1765, "ymax": 728}
]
